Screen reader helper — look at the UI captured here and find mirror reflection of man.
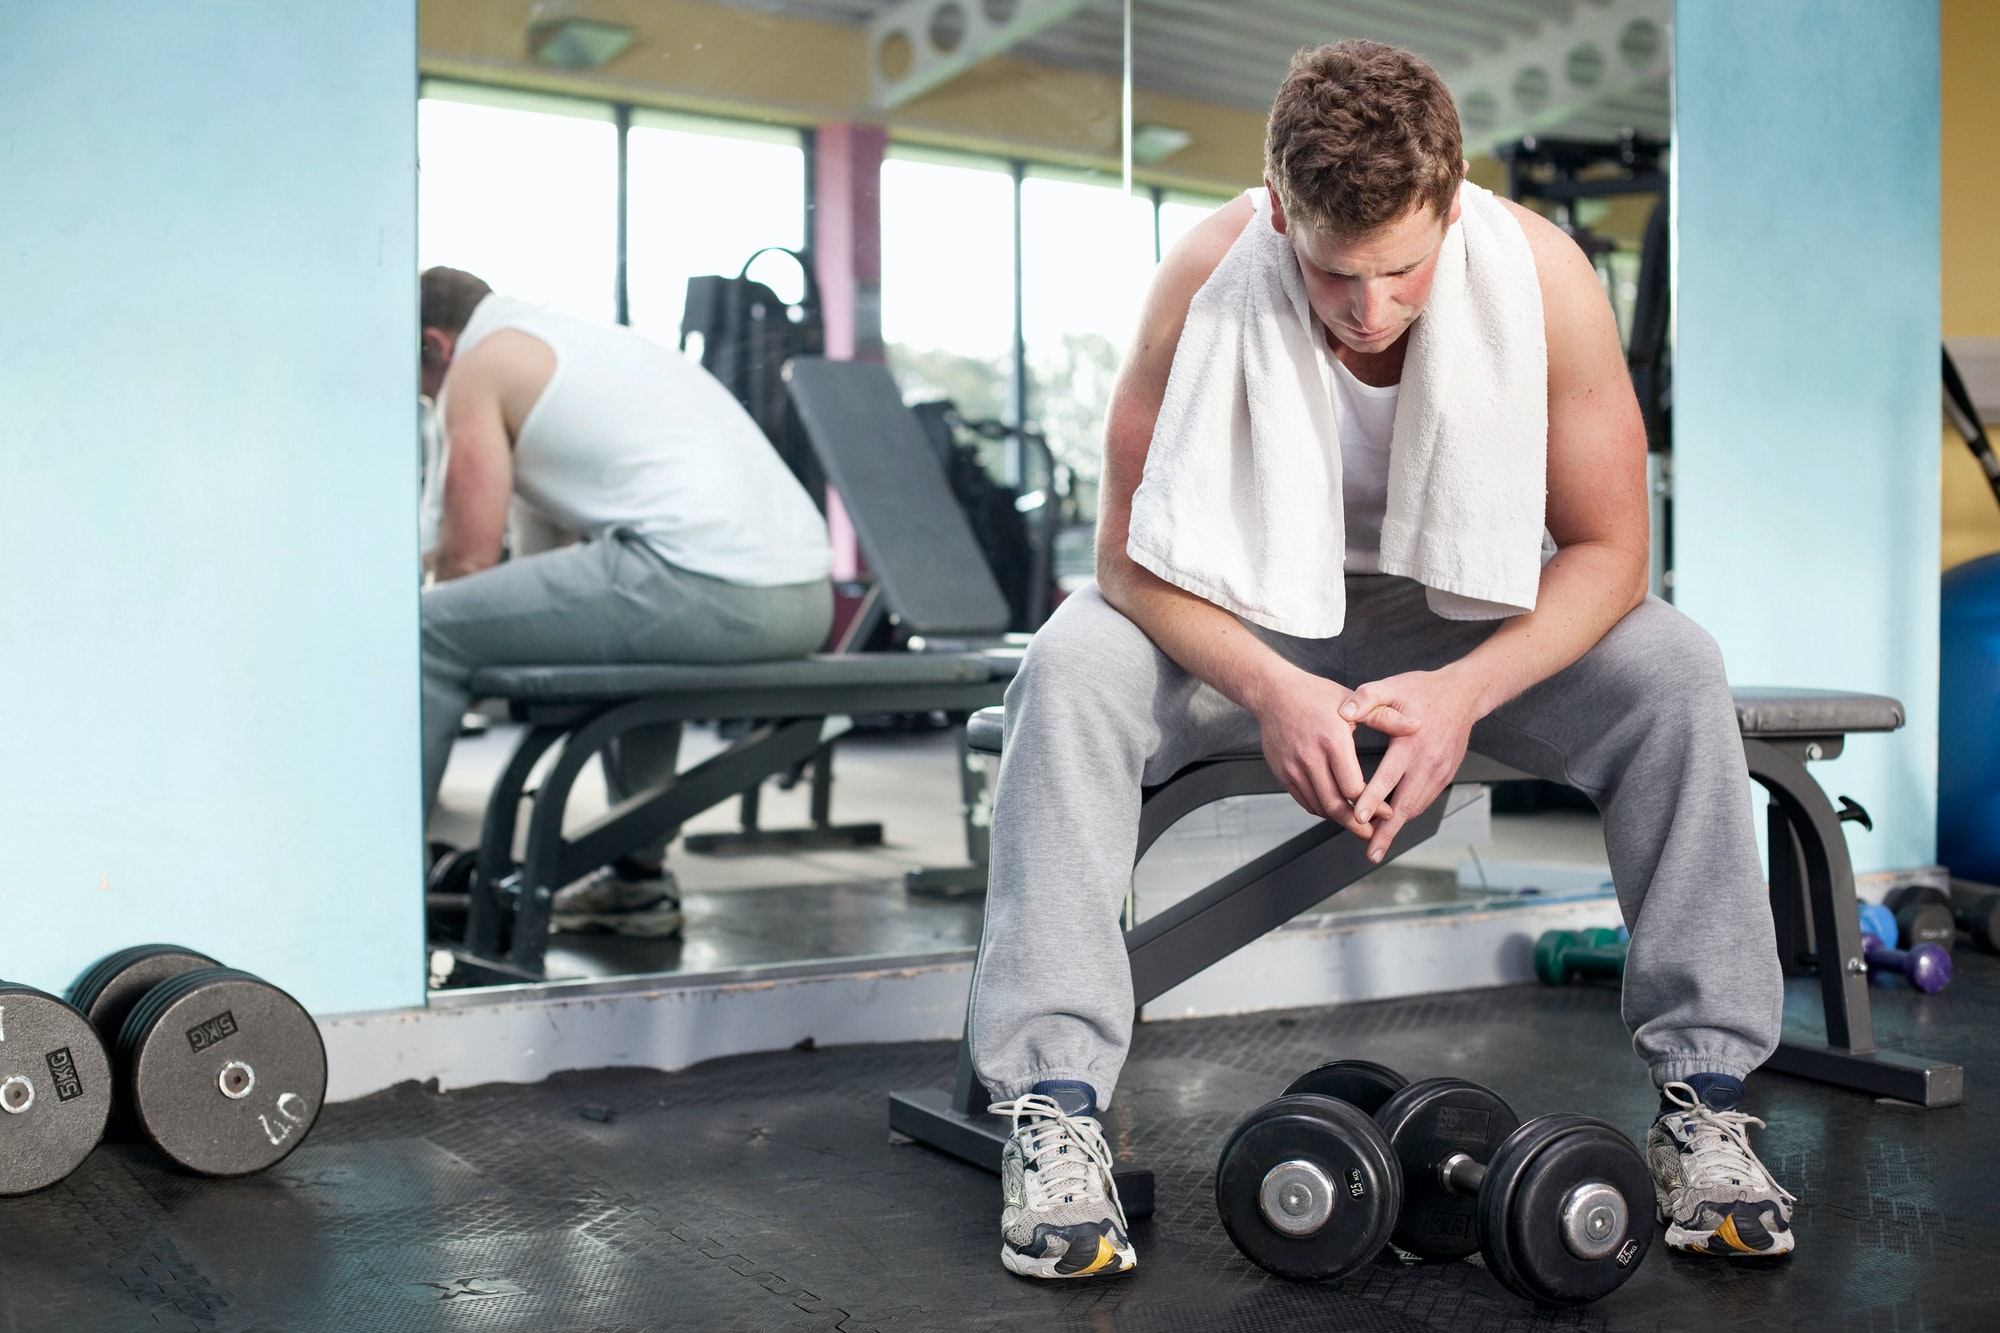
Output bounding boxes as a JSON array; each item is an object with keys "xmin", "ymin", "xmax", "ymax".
[{"xmin": 419, "ymin": 267, "xmax": 833, "ymax": 937}]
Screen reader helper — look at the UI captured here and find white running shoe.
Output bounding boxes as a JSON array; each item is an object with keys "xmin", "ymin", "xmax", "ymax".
[
  {"xmin": 1647, "ymin": 1081, "xmax": 1797, "ymax": 1256},
  {"xmin": 988, "ymin": 1092, "xmax": 1137, "ymax": 1279},
  {"xmin": 550, "ymin": 866, "xmax": 683, "ymax": 938}
]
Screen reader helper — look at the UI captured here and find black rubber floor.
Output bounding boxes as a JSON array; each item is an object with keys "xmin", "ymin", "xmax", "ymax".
[{"xmin": 6, "ymin": 956, "xmax": 1998, "ymax": 1332}]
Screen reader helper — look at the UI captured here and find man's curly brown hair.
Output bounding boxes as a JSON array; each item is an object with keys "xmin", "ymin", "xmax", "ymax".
[{"xmin": 1265, "ymin": 40, "xmax": 1464, "ymax": 240}]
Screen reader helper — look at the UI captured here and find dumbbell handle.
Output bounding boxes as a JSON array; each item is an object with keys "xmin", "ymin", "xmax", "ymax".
[{"xmin": 1438, "ymin": 1151, "xmax": 1487, "ymax": 1197}]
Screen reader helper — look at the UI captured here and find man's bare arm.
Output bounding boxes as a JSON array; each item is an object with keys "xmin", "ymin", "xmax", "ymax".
[
  {"xmin": 431, "ymin": 349, "xmax": 515, "ymax": 583},
  {"xmin": 1097, "ymin": 197, "xmax": 1411, "ymax": 835},
  {"xmin": 1343, "ymin": 201, "xmax": 1650, "ymax": 852}
]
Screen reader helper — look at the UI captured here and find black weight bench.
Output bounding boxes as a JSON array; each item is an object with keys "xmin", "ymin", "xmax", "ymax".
[
  {"xmin": 889, "ymin": 685, "xmax": 1961, "ymax": 1218},
  {"xmin": 451, "ymin": 652, "xmax": 1014, "ymax": 984},
  {"xmin": 447, "ymin": 359, "xmax": 1020, "ymax": 985}
]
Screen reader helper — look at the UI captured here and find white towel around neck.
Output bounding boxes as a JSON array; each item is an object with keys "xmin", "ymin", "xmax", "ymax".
[{"xmin": 1127, "ymin": 181, "xmax": 1549, "ymax": 638}]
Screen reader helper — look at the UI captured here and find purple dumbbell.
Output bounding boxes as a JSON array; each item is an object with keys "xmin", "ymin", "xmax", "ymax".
[{"xmin": 1860, "ymin": 931, "xmax": 1953, "ymax": 993}]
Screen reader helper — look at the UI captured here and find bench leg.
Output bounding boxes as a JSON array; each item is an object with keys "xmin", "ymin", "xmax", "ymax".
[
  {"xmin": 1748, "ymin": 738, "xmax": 1963, "ymax": 1107},
  {"xmin": 452, "ymin": 705, "xmax": 834, "ymax": 983},
  {"xmin": 889, "ymin": 1024, "xmax": 1158, "ymax": 1218},
  {"xmin": 906, "ymin": 722, "xmax": 992, "ymax": 897},
  {"xmin": 453, "ymin": 723, "xmax": 568, "ymax": 986}
]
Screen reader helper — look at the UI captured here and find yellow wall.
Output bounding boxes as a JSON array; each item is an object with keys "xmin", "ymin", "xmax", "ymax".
[
  {"xmin": 419, "ymin": 0, "xmax": 1268, "ymax": 193},
  {"xmin": 1942, "ymin": 0, "xmax": 2000, "ymax": 567},
  {"xmin": 1943, "ymin": 0, "xmax": 2000, "ymax": 339}
]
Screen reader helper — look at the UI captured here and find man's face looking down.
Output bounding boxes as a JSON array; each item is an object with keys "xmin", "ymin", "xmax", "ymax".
[
  {"xmin": 420, "ymin": 327, "xmax": 457, "ymax": 401},
  {"xmin": 1267, "ymin": 184, "xmax": 1463, "ymax": 357}
]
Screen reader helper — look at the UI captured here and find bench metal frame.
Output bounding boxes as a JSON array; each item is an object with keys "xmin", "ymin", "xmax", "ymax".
[
  {"xmin": 889, "ymin": 725, "xmax": 1962, "ymax": 1217},
  {"xmin": 452, "ymin": 673, "xmax": 1006, "ymax": 986},
  {"xmin": 1750, "ymin": 734, "xmax": 1959, "ymax": 1104}
]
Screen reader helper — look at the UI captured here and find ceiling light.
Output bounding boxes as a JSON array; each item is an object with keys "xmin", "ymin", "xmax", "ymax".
[
  {"xmin": 527, "ymin": 17, "xmax": 635, "ymax": 70},
  {"xmin": 1130, "ymin": 123, "xmax": 1193, "ymax": 164}
]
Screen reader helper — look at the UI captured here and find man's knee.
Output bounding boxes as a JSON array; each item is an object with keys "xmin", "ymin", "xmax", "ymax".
[
  {"xmin": 1006, "ymin": 586, "xmax": 1165, "ymax": 719},
  {"xmin": 1589, "ymin": 598, "xmax": 1731, "ymax": 720}
]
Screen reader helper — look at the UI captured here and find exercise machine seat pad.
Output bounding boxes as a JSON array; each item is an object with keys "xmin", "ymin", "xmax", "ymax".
[
  {"xmin": 1730, "ymin": 687, "xmax": 1904, "ymax": 736},
  {"xmin": 475, "ymin": 651, "xmax": 995, "ymax": 702},
  {"xmin": 966, "ymin": 686, "xmax": 1905, "ymax": 758}
]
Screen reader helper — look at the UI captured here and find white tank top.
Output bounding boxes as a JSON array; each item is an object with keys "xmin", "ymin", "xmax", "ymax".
[
  {"xmin": 446, "ymin": 295, "xmax": 831, "ymax": 587},
  {"xmin": 1330, "ymin": 354, "xmax": 1399, "ymax": 573}
]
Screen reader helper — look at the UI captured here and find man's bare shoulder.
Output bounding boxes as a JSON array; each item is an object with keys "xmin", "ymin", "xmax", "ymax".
[
  {"xmin": 1495, "ymin": 197, "xmax": 1606, "ymax": 319},
  {"xmin": 450, "ymin": 327, "xmax": 554, "ymax": 384},
  {"xmin": 444, "ymin": 327, "xmax": 555, "ymax": 412},
  {"xmin": 1129, "ymin": 194, "xmax": 1255, "ymax": 370},
  {"xmin": 1160, "ymin": 195, "xmax": 1248, "ymax": 304},
  {"xmin": 442, "ymin": 328, "xmax": 556, "ymax": 440}
]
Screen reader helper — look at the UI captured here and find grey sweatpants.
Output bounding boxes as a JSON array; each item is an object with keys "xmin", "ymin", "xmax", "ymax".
[
  {"xmin": 422, "ymin": 530, "xmax": 833, "ymax": 859},
  {"xmin": 968, "ymin": 577, "xmax": 1784, "ymax": 1106}
]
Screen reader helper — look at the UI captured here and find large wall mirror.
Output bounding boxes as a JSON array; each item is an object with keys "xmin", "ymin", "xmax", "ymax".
[{"xmin": 414, "ymin": 0, "xmax": 1670, "ymax": 996}]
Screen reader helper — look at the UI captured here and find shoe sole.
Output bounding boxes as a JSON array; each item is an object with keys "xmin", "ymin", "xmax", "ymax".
[
  {"xmin": 1661, "ymin": 1216, "xmax": 1795, "ymax": 1257},
  {"xmin": 1001, "ymin": 1237, "xmax": 1136, "ymax": 1280},
  {"xmin": 550, "ymin": 909, "xmax": 684, "ymax": 939}
]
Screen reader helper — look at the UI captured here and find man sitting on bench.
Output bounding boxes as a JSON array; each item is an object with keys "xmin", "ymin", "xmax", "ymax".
[
  {"xmin": 973, "ymin": 41, "xmax": 1794, "ymax": 1280},
  {"xmin": 419, "ymin": 266, "xmax": 833, "ymax": 937}
]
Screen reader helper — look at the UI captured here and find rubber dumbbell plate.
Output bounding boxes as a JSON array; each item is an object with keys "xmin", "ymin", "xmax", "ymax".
[
  {"xmin": 68, "ymin": 944, "xmax": 221, "ymax": 1047},
  {"xmin": 117, "ymin": 967, "xmax": 327, "ymax": 1177},
  {"xmin": 1478, "ymin": 1113, "xmax": 1653, "ymax": 1306},
  {"xmin": 1282, "ymin": 1060, "xmax": 1409, "ymax": 1117},
  {"xmin": 1215, "ymin": 1093, "xmax": 1402, "ymax": 1281},
  {"xmin": 1374, "ymin": 1077, "xmax": 1520, "ymax": 1260},
  {"xmin": 0, "ymin": 984, "xmax": 112, "ymax": 1195},
  {"xmin": 426, "ymin": 848, "xmax": 477, "ymax": 898}
]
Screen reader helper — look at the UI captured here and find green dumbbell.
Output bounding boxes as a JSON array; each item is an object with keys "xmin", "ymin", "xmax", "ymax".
[{"xmin": 1534, "ymin": 928, "xmax": 1627, "ymax": 985}]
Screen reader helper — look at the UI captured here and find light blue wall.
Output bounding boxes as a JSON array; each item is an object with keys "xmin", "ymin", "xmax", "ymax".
[
  {"xmin": 1674, "ymin": 1, "xmax": 1941, "ymax": 873},
  {"xmin": 0, "ymin": 2, "xmax": 422, "ymax": 1012}
]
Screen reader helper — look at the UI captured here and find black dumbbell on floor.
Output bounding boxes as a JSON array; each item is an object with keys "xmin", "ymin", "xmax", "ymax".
[
  {"xmin": 1882, "ymin": 885, "xmax": 1957, "ymax": 952},
  {"xmin": 1950, "ymin": 881, "xmax": 2000, "ymax": 954},
  {"xmin": 1219, "ymin": 1061, "xmax": 1653, "ymax": 1307},
  {"xmin": 0, "ymin": 980, "xmax": 113, "ymax": 1196},
  {"xmin": 1215, "ymin": 1064, "xmax": 1405, "ymax": 1281},
  {"xmin": 1282, "ymin": 1057, "xmax": 1410, "ymax": 1115},
  {"xmin": 67, "ymin": 945, "xmax": 327, "ymax": 1177},
  {"xmin": 1373, "ymin": 1077, "xmax": 1653, "ymax": 1305}
]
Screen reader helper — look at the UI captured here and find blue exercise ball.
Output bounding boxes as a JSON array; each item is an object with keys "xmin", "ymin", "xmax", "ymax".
[{"xmin": 1939, "ymin": 551, "xmax": 2000, "ymax": 883}]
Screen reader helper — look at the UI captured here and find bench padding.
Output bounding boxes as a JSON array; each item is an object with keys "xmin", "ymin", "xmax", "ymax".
[
  {"xmin": 1731, "ymin": 687, "xmax": 1904, "ymax": 736},
  {"xmin": 475, "ymin": 652, "xmax": 995, "ymax": 703},
  {"xmin": 966, "ymin": 686, "xmax": 1905, "ymax": 757}
]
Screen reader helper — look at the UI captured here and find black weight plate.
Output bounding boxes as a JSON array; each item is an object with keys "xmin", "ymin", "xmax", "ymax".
[
  {"xmin": 1282, "ymin": 1059, "xmax": 1409, "ymax": 1116},
  {"xmin": 426, "ymin": 848, "xmax": 476, "ymax": 897},
  {"xmin": 118, "ymin": 967, "xmax": 326, "ymax": 1177},
  {"xmin": 1896, "ymin": 901, "xmax": 1956, "ymax": 952},
  {"xmin": 1476, "ymin": 1113, "xmax": 1595, "ymax": 1302},
  {"xmin": 1479, "ymin": 1114, "xmax": 1653, "ymax": 1307},
  {"xmin": 1375, "ymin": 1077, "xmax": 1519, "ymax": 1260},
  {"xmin": 0, "ymin": 983, "xmax": 112, "ymax": 1195},
  {"xmin": 1215, "ymin": 1093, "xmax": 1402, "ymax": 1281},
  {"xmin": 67, "ymin": 944, "xmax": 221, "ymax": 1046}
]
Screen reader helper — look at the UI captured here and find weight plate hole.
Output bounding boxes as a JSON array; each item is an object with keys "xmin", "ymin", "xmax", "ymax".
[
  {"xmin": 219, "ymin": 1061, "xmax": 256, "ymax": 1100},
  {"xmin": 0, "ymin": 1075, "xmax": 35, "ymax": 1115}
]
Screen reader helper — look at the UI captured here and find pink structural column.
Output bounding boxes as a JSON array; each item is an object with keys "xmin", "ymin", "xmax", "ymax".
[{"xmin": 811, "ymin": 123, "xmax": 886, "ymax": 581}]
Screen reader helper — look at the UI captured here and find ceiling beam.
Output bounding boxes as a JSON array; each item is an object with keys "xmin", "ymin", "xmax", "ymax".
[
  {"xmin": 867, "ymin": 0, "xmax": 1090, "ymax": 109},
  {"xmin": 1445, "ymin": 0, "xmax": 1673, "ymax": 154}
]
